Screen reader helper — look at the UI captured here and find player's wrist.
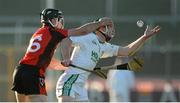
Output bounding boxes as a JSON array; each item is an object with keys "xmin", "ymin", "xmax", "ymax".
[{"xmin": 142, "ymin": 35, "xmax": 149, "ymax": 40}]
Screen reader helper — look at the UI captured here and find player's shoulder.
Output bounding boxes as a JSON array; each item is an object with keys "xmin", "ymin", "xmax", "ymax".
[
  {"xmin": 101, "ymin": 42, "xmax": 119, "ymax": 49},
  {"xmin": 81, "ymin": 32, "xmax": 95, "ymax": 37},
  {"xmin": 101, "ymin": 42, "xmax": 112, "ymax": 46},
  {"xmin": 35, "ymin": 26, "xmax": 49, "ymax": 34},
  {"xmin": 83, "ymin": 32, "xmax": 97, "ymax": 39},
  {"xmin": 71, "ymin": 32, "xmax": 95, "ymax": 39},
  {"xmin": 104, "ymin": 42, "xmax": 119, "ymax": 47}
]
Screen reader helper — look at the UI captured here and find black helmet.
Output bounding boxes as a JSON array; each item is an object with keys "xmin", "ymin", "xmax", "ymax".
[{"xmin": 40, "ymin": 8, "xmax": 64, "ymax": 27}]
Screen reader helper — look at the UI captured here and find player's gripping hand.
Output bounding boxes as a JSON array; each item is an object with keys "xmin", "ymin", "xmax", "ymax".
[
  {"xmin": 143, "ymin": 25, "xmax": 161, "ymax": 40},
  {"xmin": 61, "ymin": 59, "xmax": 72, "ymax": 67}
]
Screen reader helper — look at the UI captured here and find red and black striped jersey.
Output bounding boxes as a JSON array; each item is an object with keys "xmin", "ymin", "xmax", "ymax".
[{"xmin": 19, "ymin": 26, "xmax": 68, "ymax": 75}]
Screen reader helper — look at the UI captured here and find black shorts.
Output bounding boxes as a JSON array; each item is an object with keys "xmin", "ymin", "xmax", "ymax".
[{"xmin": 11, "ymin": 64, "xmax": 47, "ymax": 95}]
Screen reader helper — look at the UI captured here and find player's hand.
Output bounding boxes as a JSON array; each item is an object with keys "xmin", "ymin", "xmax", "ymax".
[
  {"xmin": 61, "ymin": 59, "xmax": 72, "ymax": 67},
  {"xmin": 143, "ymin": 25, "xmax": 161, "ymax": 40},
  {"xmin": 98, "ymin": 17, "xmax": 113, "ymax": 26}
]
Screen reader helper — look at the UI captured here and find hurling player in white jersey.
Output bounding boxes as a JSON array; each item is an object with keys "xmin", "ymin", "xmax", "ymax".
[{"xmin": 56, "ymin": 19, "xmax": 161, "ymax": 102}]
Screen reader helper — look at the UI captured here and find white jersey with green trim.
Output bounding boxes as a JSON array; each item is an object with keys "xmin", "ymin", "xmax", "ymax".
[{"xmin": 64, "ymin": 32, "xmax": 120, "ymax": 75}]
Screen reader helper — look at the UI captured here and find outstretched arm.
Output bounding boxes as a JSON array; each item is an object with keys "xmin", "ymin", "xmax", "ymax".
[
  {"xmin": 68, "ymin": 17, "xmax": 113, "ymax": 36},
  {"xmin": 117, "ymin": 25, "xmax": 161, "ymax": 56},
  {"xmin": 48, "ymin": 38, "xmax": 73, "ymax": 70}
]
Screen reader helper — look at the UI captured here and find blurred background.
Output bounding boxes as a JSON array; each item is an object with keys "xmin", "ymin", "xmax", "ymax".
[{"xmin": 0, "ymin": 0, "xmax": 180, "ymax": 102}]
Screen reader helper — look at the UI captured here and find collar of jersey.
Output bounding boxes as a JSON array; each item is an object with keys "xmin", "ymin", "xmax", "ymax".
[{"xmin": 93, "ymin": 32, "xmax": 105, "ymax": 44}]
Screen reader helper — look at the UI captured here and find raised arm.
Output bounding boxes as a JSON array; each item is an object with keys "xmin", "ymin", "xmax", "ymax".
[
  {"xmin": 117, "ymin": 25, "xmax": 161, "ymax": 56},
  {"xmin": 68, "ymin": 17, "xmax": 113, "ymax": 36}
]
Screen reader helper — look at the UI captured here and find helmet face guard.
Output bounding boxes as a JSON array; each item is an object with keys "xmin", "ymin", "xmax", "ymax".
[
  {"xmin": 40, "ymin": 8, "xmax": 64, "ymax": 28},
  {"xmin": 57, "ymin": 16, "xmax": 64, "ymax": 28},
  {"xmin": 98, "ymin": 25, "xmax": 115, "ymax": 42}
]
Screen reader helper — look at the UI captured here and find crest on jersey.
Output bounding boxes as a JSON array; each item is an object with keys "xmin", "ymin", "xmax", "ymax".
[{"xmin": 39, "ymin": 77, "xmax": 45, "ymax": 87}]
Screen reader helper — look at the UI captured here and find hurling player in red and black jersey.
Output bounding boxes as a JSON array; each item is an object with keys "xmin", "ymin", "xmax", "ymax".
[{"xmin": 11, "ymin": 8, "xmax": 113, "ymax": 102}]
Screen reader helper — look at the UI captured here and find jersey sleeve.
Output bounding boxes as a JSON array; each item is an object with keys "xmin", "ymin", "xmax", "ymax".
[
  {"xmin": 69, "ymin": 36, "xmax": 78, "ymax": 43},
  {"xmin": 56, "ymin": 28, "xmax": 68, "ymax": 37},
  {"xmin": 101, "ymin": 43, "xmax": 120, "ymax": 58}
]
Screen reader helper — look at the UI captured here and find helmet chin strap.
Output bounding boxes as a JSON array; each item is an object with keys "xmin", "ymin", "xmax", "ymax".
[
  {"xmin": 102, "ymin": 26, "xmax": 109, "ymax": 34},
  {"xmin": 48, "ymin": 20, "xmax": 56, "ymax": 27},
  {"xmin": 59, "ymin": 18, "xmax": 64, "ymax": 29},
  {"xmin": 48, "ymin": 18, "xmax": 64, "ymax": 28},
  {"xmin": 98, "ymin": 25, "xmax": 115, "ymax": 42}
]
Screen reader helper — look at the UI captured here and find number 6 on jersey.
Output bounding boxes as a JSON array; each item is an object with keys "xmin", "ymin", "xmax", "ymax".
[{"xmin": 27, "ymin": 35, "xmax": 42, "ymax": 53}]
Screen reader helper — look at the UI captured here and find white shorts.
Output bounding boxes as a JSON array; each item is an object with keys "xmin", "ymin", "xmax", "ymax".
[{"xmin": 56, "ymin": 73, "xmax": 89, "ymax": 101}]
